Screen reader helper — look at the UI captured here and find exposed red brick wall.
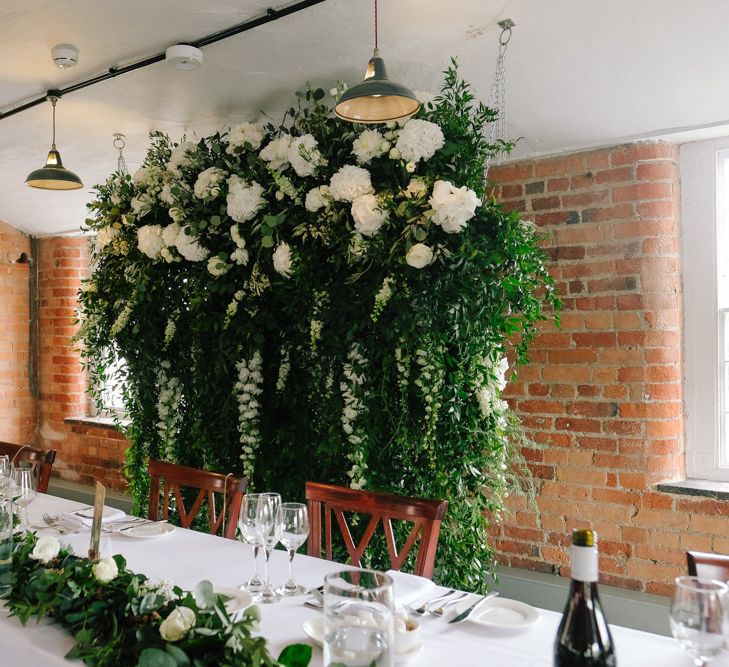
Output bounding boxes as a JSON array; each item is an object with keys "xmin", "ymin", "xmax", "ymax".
[{"xmin": 0, "ymin": 221, "xmax": 34, "ymax": 443}]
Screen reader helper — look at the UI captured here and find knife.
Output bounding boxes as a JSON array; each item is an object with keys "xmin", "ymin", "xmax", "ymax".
[{"xmin": 448, "ymin": 591, "xmax": 500, "ymax": 624}]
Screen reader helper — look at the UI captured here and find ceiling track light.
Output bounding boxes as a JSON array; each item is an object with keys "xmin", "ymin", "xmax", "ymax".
[
  {"xmin": 334, "ymin": 0, "xmax": 419, "ymax": 124},
  {"xmin": 25, "ymin": 92, "xmax": 83, "ymax": 190}
]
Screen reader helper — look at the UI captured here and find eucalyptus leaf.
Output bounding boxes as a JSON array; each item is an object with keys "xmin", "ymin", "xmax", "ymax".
[{"xmin": 139, "ymin": 648, "xmax": 178, "ymax": 667}]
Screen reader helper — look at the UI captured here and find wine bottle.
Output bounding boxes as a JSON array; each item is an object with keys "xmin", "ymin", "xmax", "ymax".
[{"xmin": 554, "ymin": 529, "xmax": 616, "ymax": 667}]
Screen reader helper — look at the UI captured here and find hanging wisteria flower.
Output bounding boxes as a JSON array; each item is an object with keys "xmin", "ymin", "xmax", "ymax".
[
  {"xmin": 226, "ymin": 122, "xmax": 265, "ymax": 153},
  {"xmin": 340, "ymin": 344, "xmax": 369, "ymax": 490},
  {"xmin": 429, "ymin": 180, "xmax": 480, "ymax": 233},
  {"xmin": 259, "ymin": 134, "xmax": 292, "ymax": 171},
  {"xmin": 351, "ymin": 194, "xmax": 388, "ymax": 237},
  {"xmin": 288, "ymin": 134, "xmax": 322, "ymax": 177},
  {"xmin": 193, "ymin": 167, "xmax": 227, "ymax": 200},
  {"xmin": 156, "ymin": 360, "xmax": 183, "ymax": 461},
  {"xmin": 175, "ymin": 227, "xmax": 208, "ymax": 262},
  {"xmin": 167, "ymin": 141, "xmax": 198, "ymax": 176},
  {"xmin": 235, "ymin": 351, "xmax": 263, "ymax": 478},
  {"xmin": 272, "ymin": 242, "xmax": 294, "ymax": 278},
  {"xmin": 476, "ymin": 356, "xmax": 510, "ymax": 421},
  {"xmin": 329, "ymin": 165, "xmax": 374, "ymax": 202},
  {"xmin": 394, "ymin": 118, "xmax": 445, "ymax": 163},
  {"xmin": 131, "ymin": 193, "xmax": 154, "ymax": 218},
  {"xmin": 405, "ymin": 243, "xmax": 434, "ymax": 269},
  {"xmin": 305, "ymin": 185, "xmax": 331, "ymax": 213},
  {"xmin": 159, "ymin": 607, "xmax": 196, "ymax": 642},
  {"xmin": 92, "ymin": 557, "xmax": 119, "ymax": 583},
  {"xmin": 227, "ymin": 175, "xmax": 265, "ymax": 223},
  {"xmin": 137, "ymin": 225, "xmax": 164, "ymax": 259},
  {"xmin": 372, "ymin": 276, "xmax": 395, "ymax": 322},
  {"xmin": 404, "ymin": 178, "xmax": 428, "ymax": 199},
  {"xmin": 110, "ymin": 302, "xmax": 134, "ymax": 336},
  {"xmin": 352, "ymin": 128, "xmax": 389, "ymax": 164},
  {"xmin": 207, "ymin": 255, "xmax": 231, "ymax": 277}
]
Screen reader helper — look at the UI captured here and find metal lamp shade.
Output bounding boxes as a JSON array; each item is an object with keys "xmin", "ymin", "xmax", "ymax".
[
  {"xmin": 26, "ymin": 148, "xmax": 83, "ymax": 190},
  {"xmin": 335, "ymin": 51, "xmax": 420, "ymax": 124}
]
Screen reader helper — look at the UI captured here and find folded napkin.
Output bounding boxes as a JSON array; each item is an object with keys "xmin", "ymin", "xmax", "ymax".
[
  {"xmin": 62, "ymin": 506, "xmax": 127, "ymax": 528},
  {"xmin": 386, "ymin": 569, "xmax": 437, "ymax": 608}
]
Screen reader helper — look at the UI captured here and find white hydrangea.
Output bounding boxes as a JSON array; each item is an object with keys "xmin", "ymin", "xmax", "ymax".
[
  {"xmin": 167, "ymin": 141, "xmax": 198, "ymax": 176},
  {"xmin": 137, "ymin": 225, "xmax": 164, "ymax": 259},
  {"xmin": 287, "ymin": 134, "xmax": 321, "ymax": 177},
  {"xmin": 259, "ymin": 134, "xmax": 292, "ymax": 171},
  {"xmin": 429, "ymin": 180, "xmax": 480, "ymax": 234},
  {"xmin": 95, "ymin": 226, "xmax": 118, "ymax": 254},
  {"xmin": 394, "ymin": 119, "xmax": 445, "ymax": 163},
  {"xmin": 226, "ymin": 122, "xmax": 265, "ymax": 153},
  {"xmin": 272, "ymin": 242, "xmax": 294, "ymax": 278},
  {"xmin": 132, "ymin": 166, "xmax": 152, "ymax": 189},
  {"xmin": 207, "ymin": 255, "xmax": 231, "ymax": 277},
  {"xmin": 226, "ymin": 176, "xmax": 265, "ymax": 223},
  {"xmin": 193, "ymin": 167, "xmax": 227, "ymax": 200},
  {"xmin": 131, "ymin": 193, "xmax": 154, "ymax": 218},
  {"xmin": 161, "ymin": 223, "xmax": 181, "ymax": 248},
  {"xmin": 175, "ymin": 227, "xmax": 208, "ymax": 262},
  {"xmin": 352, "ymin": 129, "xmax": 388, "ymax": 164},
  {"xmin": 305, "ymin": 185, "xmax": 331, "ymax": 213},
  {"xmin": 351, "ymin": 194, "xmax": 388, "ymax": 237},
  {"xmin": 329, "ymin": 165, "xmax": 374, "ymax": 202}
]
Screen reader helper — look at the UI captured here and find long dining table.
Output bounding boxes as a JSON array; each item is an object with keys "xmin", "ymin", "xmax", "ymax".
[{"xmin": 1, "ymin": 492, "xmax": 727, "ymax": 666}]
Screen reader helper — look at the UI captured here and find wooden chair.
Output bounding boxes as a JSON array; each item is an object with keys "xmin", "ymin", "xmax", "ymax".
[
  {"xmin": 305, "ymin": 481, "xmax": 448, "ymax": 579},
  {"xmin": 687, "ymin": 551, "xmax": 729, "ymax": 583},
  {"xmin": 148, "ymin": 459, "xmax": 248, "ymax": 540},
  {"xmin": 0, "ymin": 441, "xmax": 56, "ymax": 494}
]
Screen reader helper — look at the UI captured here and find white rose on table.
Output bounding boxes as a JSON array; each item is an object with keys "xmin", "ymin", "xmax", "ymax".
[
  {"xmin": 405, "ymin": 243, "xmax": 434, "ymax": 269},
  {"xmin": 29, "ymin": 536, "xmax": 60, "ymax": 563},
  {"xmin": 159, "ymin": 606, "xmax": 196, "ymax": 642},
  {"xmin": 92, "ymin": 556, "xmax": 118, "ymax": 583}
]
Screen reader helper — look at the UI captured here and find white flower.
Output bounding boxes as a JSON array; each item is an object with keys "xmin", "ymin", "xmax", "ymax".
[
  {"xmin": 175, "ymin": 227, "xmax": 208, "ymax": 262},
  {"xmin": 92, "ymin": 556, "xmax": 118, "ymax": 583},
  {"xmin": 95, "ymin": 226, "xmax": 118, "ymax": 253},
  {"xmin": 130, "ymin": 193, "xmax": 154, "ymax": 218},
  {"xmin": 193, "ymin": 167, "xmax": 227, "ymax": 200},
  {"xmin": 394, "ymin": 119, "xmax": 445, "ymax": 163},
  {"xmin": 495, "ymin": 356, "xmax": 509, "ymax": 392},
  {"xmin": 429, "ymin": 180, "xmax": 480, "ymax": 234},
  {"xmin": 226, "ymin": 176, "xmax": 264, "ymax": 223},
  {"xmin": 159, "ymin": 183, "xmax": 176, "ymax": 206},
  {"xmin": 230, "ymin": 224, "xmax": 247, "ymax": 249},
  {"xmin": 232, "ymin": 247, "xmax": 250, "ymax": 265},
  {"xmin": 405, "ymin": 243, "xmax": 434, "ymax": 269},
  {"xmin": 288, "ymin": 134, "xmax": 321, "ymax": 177},
  {"xmin": 406, "ymin": 161, "xmax": 416, "ymax": 173},
  {"xmin": 167, "ymin": 142, "xmax": 198, "ymax": 176},
  {"xmin": 132, "ymin": 166, "xmax": 151, "ymax": 189},
  {"xmin": 352, "ymin": 129, "xmax": 388, "ymax": 164},
  {"xmin": 351, "ymin": 194, "xmax": 388, "ymax": 237},
  {"xmin": 329, "ymin": 165, "xmax": 374, "ymax": 202},
  {"xmin": 137, "ymin": 225, "xmax": 164, "ymax": 259},
  {"xmin": 159, "ymin": 606, "xmax": 196, "ymax": 642},
  {"xmin": 227, "ymin": 122, "xmax": 265, "ymax": 153},
  {"xmin": 305, "ymin": 185, "xmax": 331, "ymax": 213},
  {"xmin": 207, "ymin": 255, "xmax": 231, "ymax": 277},
  {"xmin": 389, "ymin": 148, "xmax": 401, "ymax": 160},
  {"xmin": 29, "ymin": 536, "xmax": 60, "ymax": 563},
  {"xmin": 404, "ymin": 178, "xmax": 428, "ymax": 199},
  {"xmin": 260, "ymin": 134, "xmax": 292, "ymax": 171},
  {"xmin": 272, "ymin": 242, "xmax": 293, "ymax": 278},
  {"xmin": 169, "ymin": 206, "xmax": 186, "ymax": 224},
  {"xmin": 161, "ymin": 223, "xmax": 181, "ymax": 248}
]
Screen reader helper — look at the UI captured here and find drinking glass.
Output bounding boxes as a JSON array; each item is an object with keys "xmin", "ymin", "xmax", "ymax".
[
  {"xmin": 670, "ymin": 576, "xmax": 728, "ymax": 666},
  {"xmin": 255, "ymin": 492, "xmax": 282, "ymax": 604},
  {"xmin": 324, "ymin": 570, "xmax": 394, "ymax": 667},
  {"xmin": 0, "ymin": 456, "xmax": 10, "ymax": 499},
  {"xmin": 277, "ymin": 502, "xmax": 309, "ymax": 596},
  {"xmin": 11, "ymin": 465, "xmax": 36, "ymax": 529},
  {"xmin": 238, "ymin": 493, "xmax": 265, "ymax": 593}
]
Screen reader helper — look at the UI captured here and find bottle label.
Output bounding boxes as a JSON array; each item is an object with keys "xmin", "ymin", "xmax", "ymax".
[{"xmin": 571, "ymin": 544, "xmax": 598, "ymax": 582}]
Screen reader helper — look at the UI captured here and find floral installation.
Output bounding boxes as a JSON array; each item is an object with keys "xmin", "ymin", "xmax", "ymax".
[{"xmin": 78, "ymin": 63, "xmax": 559, "ymax": 590}]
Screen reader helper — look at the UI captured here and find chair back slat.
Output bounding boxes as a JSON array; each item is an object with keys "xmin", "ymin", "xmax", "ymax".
[
  {"xmin": 0, "ymin": 441, "xmax": 56, "ymax": 493},
  {"xmin": 306, "ymin": 481, "xmax": 448, "ymax": 579},
  {"xmin": 687, "ymin": 551, "xmax": 729, "ymax": 583},
  {"xmin": 148, "ymin": 459, "xmax": 248, "ymax": 539}
]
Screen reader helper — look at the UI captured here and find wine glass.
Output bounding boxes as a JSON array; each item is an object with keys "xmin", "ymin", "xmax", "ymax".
[
  {"xmin": 11, "ymin": 465, "xmax": 36, "ymax": 529},
  {"xmin": 670, "ymin": 576, "xmax": 728, "ymax": 666},
  {"xmin": 0, "ymin": 456, "xmax": 10, "ymax": 499},
  {"xmin": 238, "ymin": 493, "xmax": 265, "ymax": 593},
  {"xmin": 255, "ymin": 492, "xmax": 282, "ymax": 604},
  {"xmin": 277, "ymin": 502, "xmax": 310, "ymax": 596}
]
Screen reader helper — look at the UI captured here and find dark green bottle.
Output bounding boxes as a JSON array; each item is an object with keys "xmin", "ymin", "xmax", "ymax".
[{"xmin": 554, "ymin": 529, "xmax": 616, "ymax": 667}]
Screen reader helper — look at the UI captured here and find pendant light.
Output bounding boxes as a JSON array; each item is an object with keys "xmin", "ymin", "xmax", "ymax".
[
  {"xmin": 25, "ymin": 94, "xmax": 83, "ymax": 190},
  {"xmin": 334, "ymin": 0, "xmax": 420, "ymax": 124}
]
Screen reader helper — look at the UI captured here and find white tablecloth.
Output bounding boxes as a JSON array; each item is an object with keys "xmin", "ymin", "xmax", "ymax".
[{"xmin": 1, "ymin": 493, "xmax": 726, "ymax": 666}]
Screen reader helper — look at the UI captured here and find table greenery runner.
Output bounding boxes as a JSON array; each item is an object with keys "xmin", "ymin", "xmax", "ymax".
[
  {"xmin": 8, "ymin": 533, "xmax": 311, "ymax": 667},
  {"xmin": 78, "ymin": 62, "xmax": 558, "ymax": 590}
]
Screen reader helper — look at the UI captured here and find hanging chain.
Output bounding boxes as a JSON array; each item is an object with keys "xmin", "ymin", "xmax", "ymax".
[
  {"xmin": 113, "ymin": 133, "xmax": 128, "ymax": 175},
  {"xmin": 484, "ymin": 19, "xmax": 514, "ymax": 181}
]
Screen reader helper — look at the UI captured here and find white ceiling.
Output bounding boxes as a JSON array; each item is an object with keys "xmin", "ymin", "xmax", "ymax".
[{"xmin": 2, "ymin": 0, "xmax": 729, "ymax": 236}]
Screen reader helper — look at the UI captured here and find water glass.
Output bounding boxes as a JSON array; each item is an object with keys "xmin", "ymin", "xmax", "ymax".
[
  {"xmin": 670, "ymin": 576, "xmax": 728, "ymax": 666},
  {"xmin": 11, "ymin": 465, "xmax": 36, "ymax": 529},
  {"xmin": 324, "ymin": 570, "xmax": 394, "ymax": 667},
  {"xmin": 255, "ymin": 492, "xmax": 282, "ymax": 604},
  {"xmin": 238, "ymin": 493, "xmax": 265, "ymax": 593},
  {"xmin": 277, "ymin": 502, "xmax": 309, "ymax": 596}
]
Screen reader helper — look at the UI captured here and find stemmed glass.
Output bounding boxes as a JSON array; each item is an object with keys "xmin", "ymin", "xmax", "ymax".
[
  {"xmin": 670, "ymin": 576, "xmax": 728, "ymax": 666},
  {"xmin": 238, "ymin": 494, "xmax": 265, "ymax": 593},
  {"xmin": 255, "ymin": 492, "xmax": 282, "ymax": 604},
  {"xmin": 277, "ymin": 502, "xmax": 310, "ymax": 596},
  {"xmin": 11, "ymin": 465, "xmax": 36, "ymax": 529}
]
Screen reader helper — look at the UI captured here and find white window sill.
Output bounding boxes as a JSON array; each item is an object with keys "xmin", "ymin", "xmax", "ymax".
[
  {"xmin": 64, "ymin": 415, "xmax": 130, "ymax": 430},
  {"xmin": 656, "ymin": 478, "xmax": 729, "ymax": 500}
]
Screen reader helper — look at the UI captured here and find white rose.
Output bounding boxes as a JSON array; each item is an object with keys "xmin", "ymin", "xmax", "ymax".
[
  {"xmin": 137, "ymin": 225, "xmax": 164, "ymax": 259},
  {"xmin": 159, "ymin": 606, "xmax": 196, "ymax": 642},
  {"xmin": 92, "ymin": 556, "xmax": 118, "ymax": 583},
  {"xmin": 429, "ymin": 180, "xmax": 480, "ymax": 234},
  {"xmin": 95, "ymin": 226, "xmax": 118, "ymax": 253},
  {"xmin": 389, "ymin": 148, "xmax": 401, "ymax": 160},
  {"xmin": 351, "ymin": 194, "xmax": 388, "ymax": 237},
  {"xmin": 404, "ymin": 178, "xmax": 428, "ymax": 199},
  {"xmin": 405, "ymin": 243, "xmax": 434, "ymax": 269},
  {"xmin": 226, "ymin": 122, "xmax": 265, "ymax": 153},
  {"xmin": 259, "ymin": 134, "xmax": 292, "ymax": 171},
  {"xmin": 162, "ymin": 223, "xmax": 181, "ymax": 248},
  {"xmin": 288, "ymin": 134, "xmax": 321, "ymax": 177},
  {"xmin": 207, "ymin": 255, "xmax": 230, "ymax": 277},
  {"xmin": 175, "ymin": 228, "xmax": 208, "ymax": 262},
  {"xmin": 329, "ymin": 165, "xmax": 374, "ymax": 202},
  {"xmin": 394, "ymin": 119, "xmax": 445, "ymax": 163},
  {"xmin": 29, "ymin": 536, "xmax": 60, "ymax": 563},
  {"xmin": 232, "ymin": 247, "xmax": 250, "ymax": 265},
  {"xmin": 305, "ymin": 185, "xmax": 331, "ymax": 213},
  {"xmin": 272, "ymin": 242, "xmax": 294, "ymax": 278},
  {"xmin": 226, "ymin": 176, "xmax": 264, "ymax": 223},
  {"xmin": 405, "ymin": 162, "xmax": 416, "ymax": 173},
  {"xmin": 352, "ymin": 129, "xmax": 388, "ymax": 164}
]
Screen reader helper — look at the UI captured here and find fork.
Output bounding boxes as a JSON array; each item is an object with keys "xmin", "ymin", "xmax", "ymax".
[
  {"xmin": 405, "ymin": 589, "xmax": 457, "ymax": 615},
  {"xmin": 428, "ymin": 591, "xmax": 469, "ymax": 616},
  {"xmin": 41, "ymin": 513, "xmax": 74, "ymax": 534}
]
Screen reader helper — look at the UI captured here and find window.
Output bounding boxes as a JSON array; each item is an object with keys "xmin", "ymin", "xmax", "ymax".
[{"xmin": 95, "ymin": 354, "xmax": 127, "ymax": 417}]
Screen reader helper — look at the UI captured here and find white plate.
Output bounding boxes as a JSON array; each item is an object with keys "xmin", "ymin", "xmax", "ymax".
[
  {"xmin": 119, "ymin": 522, "xmax": 176, "ymax": 538},
  {"xmin": 215, "ymin": 587, "xmax": 254, "ymax": 617},
  {"xmin": 468, "ymin": 597, "xmax": 540, "ymax": 630}
]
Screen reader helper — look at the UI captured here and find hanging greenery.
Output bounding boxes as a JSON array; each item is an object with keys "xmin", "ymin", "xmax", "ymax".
[{"xmin": 78, "ymin": 62, "xmax": 559, "ymax": 591}]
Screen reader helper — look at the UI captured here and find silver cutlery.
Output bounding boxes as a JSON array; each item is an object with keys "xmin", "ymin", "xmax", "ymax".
[
  {"xmin": 41, "ymin": 513, "xmax": 77, "ymax": 534},
  {"xmin": 405, "ymin": 589, "xmax": 457, "ymax": 615},
  {"xmin": 448, "ymin": 591, "xmax": 500, "ymax": 624},
  {"xmin": 429, "ymin": 591, "xmax": 469, "ymax": 616}
]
